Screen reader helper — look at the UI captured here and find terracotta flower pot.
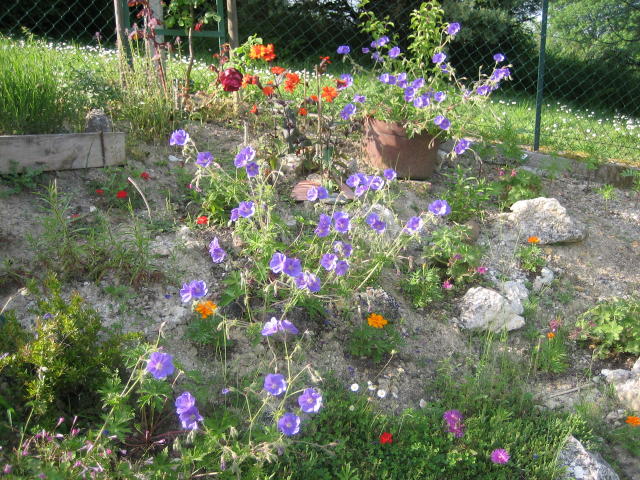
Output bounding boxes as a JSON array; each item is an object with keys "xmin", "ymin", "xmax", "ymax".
[{"xmin": 363, "ymin": 117, "xmax": 440, "ymax": 180}]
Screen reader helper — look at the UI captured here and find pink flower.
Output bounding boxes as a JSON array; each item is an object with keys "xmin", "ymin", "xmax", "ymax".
[
  {"xmin": 490, "ymin": 448, "xmax": 510, "ymax": 464},
  {"xmin": 476, "ymin": 266, "xmax": 488, "ymax": 274},
  {"xmin": 442, "ymin": 279, "xmax": 453, "ymax": 290},
  {"xmin": 219, "ymin": 68, "xmax": 243, "ymax": 92}
]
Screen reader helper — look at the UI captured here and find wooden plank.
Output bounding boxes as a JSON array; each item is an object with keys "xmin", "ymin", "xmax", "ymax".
[{"xmin": 0, "ymin": 132, "xmax": 126, "ymax": 173}]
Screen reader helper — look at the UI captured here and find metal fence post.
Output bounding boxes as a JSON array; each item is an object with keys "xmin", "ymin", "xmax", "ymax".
[{"xmin": 533, "ymin": 0, "xmax": 549, "ymax": 151}]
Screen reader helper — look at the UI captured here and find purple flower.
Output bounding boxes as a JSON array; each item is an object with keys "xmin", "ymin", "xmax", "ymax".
[
  {"xmin": 447, "ymin": 22, "xmax": 461, "ymax": 36},
  {"xmin": 298, "ymin": 388, "xmax": 323, "ymax": 413},
  {"xmin": 246, "ymin": 162, "xmax": 259, "ymax": 178},
  {"xmin": 443, "ymin": 409, "xmax": 465, "ymax": 437},
  {"xmin": 384, "ymin": 168, "xmax": 397, "ymax": 181},
  {"xmin": 196, "ymin": 151, "xmax": 213, "ymax": 167},
  {"xmin": 261, "ymin": 317, "xmax": 299, "ymax": 336},
  {"xmin": 434, "ymin": 115, "xmax": 451, "ymax": 130},
  {"xmin": 490, "ymin": 449, "xmax": 510, "ymax": 464},
  {"xmin": 306, "ymin": 185, "xmax": 329, "ymax": 201},
  {"xmin": 320, "ymin": 253, "xmax": 338, "ymax": 271},
  {"xmin": 234, "ymin": 146, "xmax": 256, "ymax": 168},
  {"xmin": 369, "ymin": 175, "xmax": 384, "ymax": 190},
  {"xmin": 340, "ymin": 103, "xmax": 357, "ymax": 120},
  {"xmin": 476, "ymin": 85, "xmax": 490, "ymax": 96},
  {"xmin": 295, "ymin": 271, "xmax": 321, "ymax": 292},
  {"xmin": 362, "ymin": 47, "xmax": 370, "ymax": 54},
  {"xmin": 404, "ymin": 87, "xmax": 416, "ymax": 102},
  {"xmin": 179, "ymin": 407, "xmax": 203, "ymax": 430},
  {"xmin": 346, "ymin": 174, "xmax": 361, "ymax": 188},
  {"xmin": 454, "ymin": 138, "xmax": 472, "ymax": 155},
  {"xmin": 491, "ymin": 67, "xmax": 511, "ymax": 82},
  {"xmin": 3, "ymin": 465, "xmax": 12, "ymax": 474},
  {"xmin": 337, "ymin": 45, "xmax": 350, "ymax": 55},
  {"xmin": 373, "ymin": 35, "xmax": 389, "ymax": 48},
  {"xmin": 388, "ymin": 46, "xmax": 401, "ymax": 58},
  {"xmin": 378, "ymin": 73, "xmax": 391, "ymax": 84},
  {"xmin": 387, "ymin": 75, "xmax": 397, "ymax": 85},
  {"xmin": 434, "ymin": 91, "xmax": 446, "ymax": 103},
  {"xmin": 180, "ymin": 280, "xmax": 208, "ymax": 302},
  {"xmin": 428, "ymin": 199, "xmax": 451, "ymax": 216},
  {"xmin": 175, "ymin": 392, "xmax": 196, "ymax": 414},
  {"xmin": 209, "ymin": 237, "xmax": 226, "ymax": 263},
  {"xmin": 230, "ymin": 208, "xmax": 239, "ymax": 222},
  {"xmin": 270, "ymin": 252, "xmax": 287, "ymax": 274},
  {"xmin": 412, "ymin": 77, "xmax": 425, "ymax": 89},
  {"xmin": 169, "ymin": 129, "xmax": 189, "ymax": 146},
  {"xmin": 264, "ymin": 373, "xmax": 287, "ymax": 395},
  {"xmin": 339, "ymin": 74, "xmax": 353, "ymax": 89},
  {"xmin": 221, "ymin": 388, "xmax": 230, "ymax": 395},
  {"xmin": 333, "ymin": 211, "xmax": 351, "ymax": 233},
  {"xmin": 372, "ymin": 52, "xmax": 382, "ymax": 62},
  {"xmin": 353, "ymin": 94, "xmax": 366, "ymax": 103},
  {"xmin": 366, "ymin": 214, "xmax": 386, "ymax": 233},
  {"xmin": 333, "ymin": 241, "xmax": 352, "ymax": 258},
  {"xmin": 335, "ymin": 260, "xmax": 349, "ymax": 276},
  {"xmin": 146, "ymin": 352, "xmax": 175, "ymax": 380},
  {"xmin": 403, "ymin": 216, "xmax": 423, "ymax": 234},
  {"xmin": 277, "ymin": 412, "xmax": 300, "ymax": 436},
  {"xmin": 315, "ymin": 214, "xmax": 332, "ymax": 237},
  {"xmin": 413, "ymin": 94, "xmax": 430, "ymax": 108},
  {"xmin": 283, "ymin": 258, "xmax": 302, "ymax": 277},
  {"xmin": 432, "ymin": 52, "xmax": 446, "ymax": 64},
  {"xmin": 238, "ymin": 201, "xmax": 255, "ymax": 218},
  {"xmin": 493, "ymin": 53, "xmax": 505, "ymax": 63}
]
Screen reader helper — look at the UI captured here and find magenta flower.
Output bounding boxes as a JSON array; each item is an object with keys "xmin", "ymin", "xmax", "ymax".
[
  {"xmin": 278, "ymin": 412, "xmax": 300, "ymax": 436},
  {"xmin": 146, "ymin": 352, "xmax": 175, "ymax": 380},
  {"xmin": 298, "ymin": 388, "xmax": 323, "ymax": 413},
  {"xmin": 209, "ymin": 237, "xmax": 226, "ymax": 263},
  {"xmin": 169, "ymin": 129, "xmax": 189, "ymax": 146},
  {"xmin": 442, "ymin": 279, "xmax": 453, "ymax": 290},
  {"xmin": 476, "ymin": 266, "xmax": 488, "ymax": 274},
  {"xmin": 443, "ymin": 409, "xmax": 465, "ymax": 437},
  {"xmin": 264, "ymin": 373, "xmax": 287, "ymax": 396},
  {"xmin": 490, "ymin": 448, "xmax": 510, "ymax": 464}
]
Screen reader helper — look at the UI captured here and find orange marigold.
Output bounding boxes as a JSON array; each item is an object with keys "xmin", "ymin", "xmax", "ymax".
[
  {"xmin": 367, "ymin": 313, "xmax": 388, "ymax": 329},
  {"xmin": 527, "ymin": 236, "xmax": 540, "ymax": 244},
  {"xmin": 250, "ymin": 104, "xmax": 259, "ymax": 114},
  {"xmin": 310, "ymin": 94, "xmax": 319, "ymax": 102},
  {"xmin": 284, "ymin": 72, "xmax": 300, "ymax": 93},
  {"xmin": 242, "ymin": 74, "xmax": 258, "ymax": 88},
  {"xmin": 249, "ymin": 44, "xmax": 264, "ymax": 60},
  {"xmin": 262, "ymin": 86, "xmax": 274, "ymax": 96},
  {"xmin": 298, "ymin": 107, "xmax": 308, "ymax": 116},
  {"xmin": 547, "ymin": 332, "xmax": 555, "ymax": 339},
  {"xmin": 262, "ymin": 44, "xmax": 276, "ymax": 62},
  {"xmin": 270, "ymin": 66, "xmax": 286, "ymax": 75},
  {"xmin": 195, "ymin": 300, "xmax": 217, "ymax": 319},
  {"xmin": 626, "ymin": 416, "xmax": 640, "ymax": 427},
  {"xmin": 321, "ymin": 86, "xmax": 338, "ymax": 103}
]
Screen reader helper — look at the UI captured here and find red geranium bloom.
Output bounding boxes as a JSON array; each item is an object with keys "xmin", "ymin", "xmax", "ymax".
[
  {"xmin": 140, "ymin": 171, "xmax": 150, "ymax": 180},
  {"xmin": 262, "ymin": 86, "xmax": 274, "ymax": 96},
  {"xmin": 116, "ymin": 190, "xmax": 128, "ymax": 199},
  {"xmin": 95, "ymin": 189, "xmax": 105, "ymax": 195},
  {"xmin": 196, "ymin": 215, "xmax": 209, "ymax": 225},
  {"xmin": 319, "ymin": 56, "xmax": 331, "ymax": 64},
  {"xmin": 309, "ymin": 95, "xmax": 319, "ymax": 103},
  {"xmin": 321, "ymin": 86, "xmax": 338, "ymax": 103},
  {"xmin": 250, "ymin": 104, "xmax": 259, "ymax": 114},
  {"xmin": 194, "ymin": 22, "xmax": 204, "ymax": 32},
  {"xmin": 298, "ymin": 107, "xmax": 308, "ymax": 116},
  {"xmin": 379, "ymin": 432, "xmax": 393, "ymax": 444},
  {"xmin": 284, "ymin": 72, "xmax": 300, "ymax": 93},
  {"xmin": 270, "ymin": 66, "xmax": 286, "ymax": 75}
]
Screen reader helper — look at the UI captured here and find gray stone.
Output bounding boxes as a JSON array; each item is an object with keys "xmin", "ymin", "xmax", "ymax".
[
  {"xmin": 533, "ymin": 267, "xmax": 555, "ymax": 292},
  {"xmin": 459, "ymin": 287, "xmax": 525, "ymax": 331},
  {"xmin": 601, "ymin": 358, "xmax": 640, "ymax": 411},
  {"xmin": 508, "ymin": 197, "xmax": 586, "ymax": 244},
  {"xmin": 356, "ymin": 288, "xmax": 401, "ymax": 321},
  {"xmin": 558, "ymin": 436, "xmax": 619, "ymax": 480},
  {"xmin": 498, "ymin": 279, "xmax": 529, "ymax": 315},
  {"xmin": 84, "ymin": 108, "xmax": 112, "ymax": 133}
]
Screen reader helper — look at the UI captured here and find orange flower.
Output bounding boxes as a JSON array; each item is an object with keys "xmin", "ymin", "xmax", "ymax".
[
  {"xmin": 262, "ymin": 86, "xmax": 274, "ymax": 96},
  {"xmin": 249, "ymin": 44, "xmax": 264, "ymax": 60},
  {"xmin": 321, "ymin": 86, "xmax": 338, "ymax": 103},
  {"xmin": 527, "ymin": 236, "xmax": 540, "ymax": 244},
  {"xmin": 250, "ymin": 104, "xmax": 259, "ymax": 114},
  {"xmin": 262, "ymin": 44, "xmax": 276, "ymax": 62},
  {"xmin": 319, "ymin": 55, "xmax": 331, "ymax": 64},
  {"xmin": 284, "ymin": 72, "xmax": 300, "ymax": 93},
  {"xmin": 367, "ymin": 313, "xmax": 388, "ymax": 329},
  {"xmin": 626, "ymin": 416, "xmax": 640, "ymax": 427},
  {"xmin": 310, "ymin": 94, "xmax": 318, "ymax": 102},
  {"xmin": 195, "ymin": 300, "xmax": 217, "ymax": 319},
  {"xmin": 335, "ymin": 78, "xmax": 347, "ymax": 90},
  {"xmin": 270, "ymin": 66, "xmax": 286, "ymax": 75},
  {"xmin": 547, "ymin": 332, "xmax": 555, "ymax": 339},
  {"xmin": 242, "ymin": 74, "xmax": 258, "ymax": 88},
  {"xmin": 298, "ymin": 107, "xmax": 308, "ymax": 116}
]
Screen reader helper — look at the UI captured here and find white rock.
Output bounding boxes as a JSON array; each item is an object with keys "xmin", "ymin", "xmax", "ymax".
[
  {"xmin": 459, "ymin": 287, "xmax": 525, "ymax": 331},
  {"xmin": 498, "ymin": 280, "xmax": 529, "ymax": 315},
  {"xmin": 601, "ymin": 361, "xmax": 640, "ymax": 411},
  {"xmin": 508, "ymin": 197, "xmax": 586, "ymax": 244},
  {"xmin": 533, "ymin": 267, "xmax": 555, "ymax": 291},
  {"xmin": 558, "ymin": 436, "xmax": 619, "ymax": 480}
]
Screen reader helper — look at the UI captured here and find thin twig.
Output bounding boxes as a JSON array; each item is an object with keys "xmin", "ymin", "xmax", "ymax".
[
  {"xmin": 127, "ymin": 177, "xmax": 152, "ymax": 219},
  {"xmin": 547, "ymin": 383, "xmax": 594, "ymax": 399}
]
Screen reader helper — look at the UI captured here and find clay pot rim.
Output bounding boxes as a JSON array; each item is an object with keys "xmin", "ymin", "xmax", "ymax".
[{"xmin": 365, "ymin": 116, "xmax": 438, "ymax": 141}]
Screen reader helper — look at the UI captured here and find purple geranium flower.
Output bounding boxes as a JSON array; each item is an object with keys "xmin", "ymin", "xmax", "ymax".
[
  {"xmin": 295, "ymin": 271, "xmax": 321, "ymax": 292},
  {"xmin": 340, "ymin": 103, "xmax": 357, "ymax": 120},
  {"xmin": 337, "ymin": 45, "xmax": 350, "ymax": 54},
  {"xmin": 169, "ymin": 129, "xmax": 189, "ymax": 146},
  {"xmin": 493, "ymin": 53, "xmax": 505, "ymax": 63},
  {"xmin": 346, "ymin": 174, "xmax": 361, "ymax": 188},
  {"xmin": 362, "ymin": 47, "xmax": 370, "ymax": 54},
  {"xmin": 369, "ymin": 175, "xmax": 384, "ymax": 190},
  {"xmin": 209, "ymin": 237, "xmax": 226, "ymax": 263},
  {"xmin": 454, "ymin": 138, "xmax": 472, "ymax": 155},
  {"xmin": 180, "ymin": 280, "xmax": 208, "ymax": 302},
  {"xmin": 175, "ymin": 392, "xmax": 196, "ymax": 414},
  {"xmin": 146, "ymin": 352, "xmax": 175, "ymax": 380},
  {"xmin": 413, "ymin": 94, "xmax": 430, "ymax": 108},
  {"xmin": 333, "ymin": 241, "xmax": 352, "ymax": 258},
  {"xmin": 403, "ymin": 216, "xmax": 423, "ymax": 234},
  {"xmin": 333, "ymin": 211, "xmax": 351, "ymax": 233},
  {"xmin": 283, "ymin": 257, "xmax": 302, "ymax": 278},
  {"xmin": 179, "ymin": 406, "xmax": 203, "ymax": 430},
  {"xmin": 412, "ymin": 77, "xmax": 425, "ymax": 89},
  {"xmin": 353, "ymin": 94, "xmax": 366, "ymax": 103},
  {"xmin": 298, "ymin": 388, "xmax": 323, "ymax": 413},
  {"xmin": 196, "ymin": 151, "xmax": 213, "ymax": 167},
  {"xmin": 373, "ymin": 35, "xmax": 389, "ymax": 48},
  {"xmin": 388, "ymin": 46, "xmax": 401, "ymax": 58},
  {"xmin": 490, "ymin": 449, "xmax": 510, "ymax": 464},
  {"xmin": 270, "ymin": 252, "xmax": 287, "ymax": 274},
  {"xmin": 434, "ymin": 115, "xmax": 451, "ymax": 130},
  {"xmin": 230, "ymin": 208, "xmax": 239, "ymax": 222},
  {"xmin": 434, "ymin": 91, "xmax": 446, "ymax": 103},
  {"xmin": 264, "ymin": 373, "xmax": 287, "ymax": 396},
  {"xmin": 339, "ymin": 74, "xmax": 353, "ymax": 89},
  {"xmin": 234, "ymin": 146, "xmax": 256, "ymax": 168},
  {"xmin": 372, "ymin": 52, "xmax": 382, "ymax": 62},
  {"xmin": 447, "ymin": 22, "xmax": 461, "ymax": 36},
  {"xmin": 335, "ymin": 260, "xmax": 349, "ymax": 276},
  {"xmin": 378, "ymin": 73, "xmax": 391, "ymax": 84},
  {"xmin": 384, "ymin": 168, "xmax": 397, "ymax": 181},
  {"xmin": 278, "ymin": 412, "xmax": 300, "ymax": 436},
  {"xmin": 261, "ymin": 317, "xmax": 299, "ymax": 336},
  {"xmin": 238, "ymin": 201, "xmax": 255, "ymax": 218},
  {"xmin": 432, "ymin": 52, "xmax": 446, "ymax": 64},
  {"xmin": 404, "ymin": 87, "xmax": 416, "ymax": 102},
  {"xmin": 491, "ymin": 67, "xmax": 511, "ymax": 82},
  {"xmin": 315, "ymin": 214, "xmax": 332, "ymax": 237},
  {"xmin": 428, "ymin": 199, "xmax": 451, "ymax": 216},
  {"xmin": 320, "ymin": 253, "xmax": 338, "ymax": 271},
  {"xmin": 476, "ymin": 85, "xmax": 490, "ymax": 96},
  {"xmin": 246, "ymin": 162, "xmax": 259, "ymax": 178}
]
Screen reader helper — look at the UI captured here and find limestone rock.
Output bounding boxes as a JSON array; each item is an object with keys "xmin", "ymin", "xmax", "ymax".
[
  {"xmin": 498, "ymin": 280, "xmax": 529, "ymax": 315},
  {"xmin": 558, "ymin": 436, "xmax": 619, "ymax": 480},
  {"xmin": 508, "ymin": 197, "xmax": 586, "ymax": 244},
  {"xmin": 533, "ymin": 267, "xmax": 555, "ymax": 292},
  {"xmin": 601, "ymin": 357, "xmax": 640, "ymax": 411},
  {"xmin": 459, "ymin": 287, "xmax": 525, "ymax": 331}
]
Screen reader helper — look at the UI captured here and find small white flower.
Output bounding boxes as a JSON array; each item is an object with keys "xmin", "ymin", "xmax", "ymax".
[
  {"xmin": 349, "ymin": 405, "xmax": 355, "ymax": 411},
  {"xmin": 376, "ymin": 389, "xmax": 387, "ymax": 399},
  {"xmin": 419, "ymin": 399, "xmax": 427, "ymax": 408},
  {"xmin": 350, "ymin": 383, "xmax": 359, "ymax": 392}
]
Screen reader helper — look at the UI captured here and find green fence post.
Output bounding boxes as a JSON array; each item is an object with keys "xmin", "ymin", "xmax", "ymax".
[
  {"xmin": 217, "ymin": 0, "xmax": 227, "ymax": 50},
  {"xmin": 533, "ymin": 0, "xmax": 549, "ymax": 151}
]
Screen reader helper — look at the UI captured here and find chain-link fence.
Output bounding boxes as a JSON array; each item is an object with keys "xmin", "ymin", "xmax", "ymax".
[{"xmin": 2, "ymin": 0, "xmax": 639, "ymax": 163}]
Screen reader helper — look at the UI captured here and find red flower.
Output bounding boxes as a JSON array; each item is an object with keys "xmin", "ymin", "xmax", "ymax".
[
  {"xmin": 116, "ymin": 190, "xmax": 128, "ymax": 199},
  {"xmin": 309, "ymin": 95, "xmax": 319, "ymax": 103},
  {"xmin": 196, "ymin": 215, "xmax": 209, "ymax": 225},
  {"xmin": 298, "ymin": 107, "xmax": 308, "ymax": 116},
  {"xmin": 262, "ymin": 44, "xmax": 276, "ymax": 62},
  {"xmin": 319, "ymin": 56, "xmax": 331, "ymax": 64},
  {"xmin": 219, "ymin": 67, "xmax": 243, "ymax": 92},
  {"xmin": 70, "ymin": 213, "xmax": 80, "ymax": 219},
  {"xmin": 250, "ymin": 104, "xmax": 259, "ymax": 114},
  {"xmin": 194, "ymin": 22, "xmax": 204, "ymax": 32},
  {"xmin": 95, "ymin": 189, "xmax": 105, "ymax": 195},
  {"xmin": 262, "ymin": 86, "xmax": 274, "ymax": 96},
  {"xmin": 379, "ymin": 432, "xmax": 393, "ymax": 444},
  {"xmin": 270, "ymin": 66, "xmax": 286, "ymax": 75},
  {"xmin": 284, "ymin": 72, "xmax": 300, "ymax": 93},
  {"xmin": 321, "ymin": 86, "xmax": 338, "ymax": 103},
  {"xmin": 140, "ymin": 171, "xmax": 150, "ymax": 180}
]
